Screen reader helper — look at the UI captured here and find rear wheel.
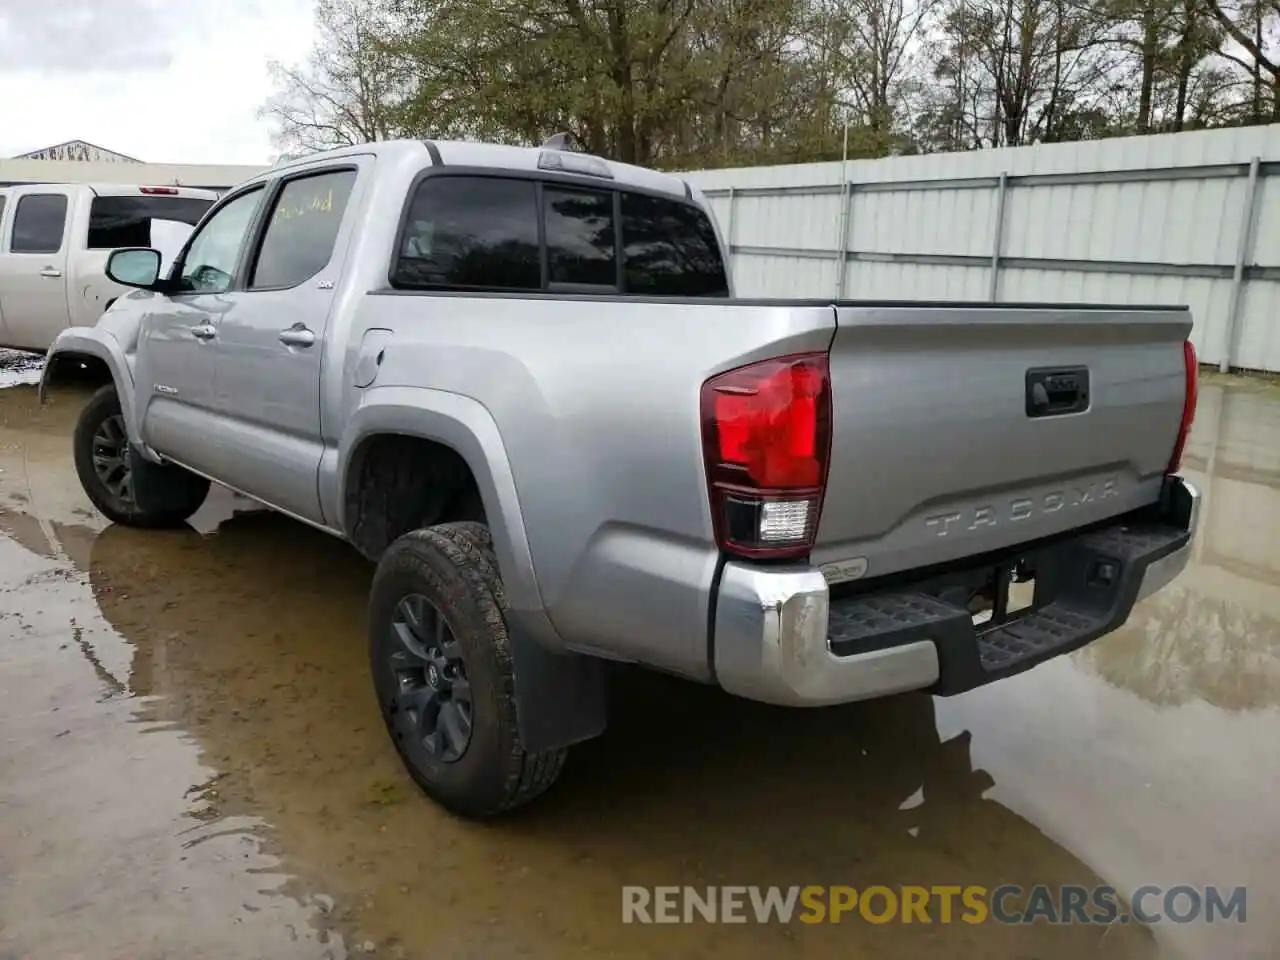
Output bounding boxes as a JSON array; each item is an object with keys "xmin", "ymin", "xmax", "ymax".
[
  {"xmin": 73, "ymin": 385, "xmax": 210, "ymax": 527},
  {"xmin": 368, "ymin": 522, "xmax": 567, "ymax": 818}
]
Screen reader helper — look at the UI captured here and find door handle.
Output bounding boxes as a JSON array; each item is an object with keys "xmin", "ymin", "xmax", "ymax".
[
  {"xmin": 279, "ymin": 324, "xmax": 316, "ymax": 348},
  {"xmin": 1025, "ymin": 367, "xmax": 1089, "ymax": 418},
  {"xmin": 192, "ymin": 323, "xmax": 217, "ymax": 340},
  {"xmin": 39, "ymin": 267, "xmax": 62, "ymax": 278}
]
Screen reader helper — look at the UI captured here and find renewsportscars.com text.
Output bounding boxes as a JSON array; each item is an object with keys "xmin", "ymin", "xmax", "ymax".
[{"xmin": 621, "ymin": 884, "xmax": 1247, "ymax": 925}]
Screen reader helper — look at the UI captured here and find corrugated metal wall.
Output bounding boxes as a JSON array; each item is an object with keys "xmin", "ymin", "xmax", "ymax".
[{"xmin": 684, "ymin": 124, "xmax": 1280, "ymax": 373}]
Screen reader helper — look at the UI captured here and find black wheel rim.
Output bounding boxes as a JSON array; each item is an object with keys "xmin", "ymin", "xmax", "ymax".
[
  {"xmin": 91, "ymin": 414, "xmax": 134, "ymax": 505},
  {"xmin": 387, "ymin": 593, "xmax": 473, "ymax": 764}
]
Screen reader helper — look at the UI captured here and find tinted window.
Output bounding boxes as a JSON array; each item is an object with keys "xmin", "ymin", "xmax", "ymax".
[
  {"xmin": 11, "ymin": 194, "xmax": 68, "ymax": 254},
  {"xmin": 177, "ymin": 188, "xmax": 264, "ymax": 294},
  {"xmin": 87, "ymin": 196, "xmax": 211, "ymax": 249},
  {"xmin": 621, "ymin": 193, "xmax": 729, "ymax": 296},
  {"xmin": 544, "ymin": 187, "xmax": 615, "ymax": 287},
  {"xmin": 394, "ymin": 177, "xmax": 540, "ymax": 291},
  {"xmin": 0, "ymin": 196, "xmax": 6, "ymax": 228},
  {"xmin": 251, "ymin": 169, "xmax": 356, "ymax": 289}
]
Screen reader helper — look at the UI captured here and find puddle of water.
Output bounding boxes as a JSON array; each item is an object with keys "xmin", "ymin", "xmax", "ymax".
[
  {"xmin": 0, "ymin": 348, "xmax": 44, "ymax": 388},
  {"xmin": 936, "ymin": 381, "xmax": 1280, "ymax": 960},
  {"xmin": 0, "ymin": 378, "xmax": 1277, "ymax": 959}
]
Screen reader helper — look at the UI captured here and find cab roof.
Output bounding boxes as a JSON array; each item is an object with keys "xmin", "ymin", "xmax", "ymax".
[{"xmin": 264, "ymin": 138, "xmax": 693, "ymax": 201}]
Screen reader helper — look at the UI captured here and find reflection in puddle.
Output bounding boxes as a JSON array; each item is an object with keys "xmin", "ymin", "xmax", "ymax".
[
  {"xmin": 939, "ymin": 380, "xmax": 1280, "ymax": 960},
  {"xmin": 0, "ymin": 533, "xmax": 349, "ymax": 960},
  {"xmin": 1078, "ymin": 586, "xmax": 1280, "ymax": 710},
  {"xmin": 1076, "ymin": 382, "xmax": 1280, "ymax": 711}
]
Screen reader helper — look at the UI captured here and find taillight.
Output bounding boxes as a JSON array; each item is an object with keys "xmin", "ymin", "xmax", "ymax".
[
  {"xmin": 700, "ymin": 352, "xmax": 832, "ymax": 559},
  {"xmin": 140, "ymin": 186, "xmax": 179, "ymax": 195},
  {"xmin": 1168, "ymin": 339, "xmax": 1198, "ymax": 474}
]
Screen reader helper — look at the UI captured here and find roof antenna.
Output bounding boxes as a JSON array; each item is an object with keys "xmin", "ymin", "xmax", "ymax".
[{"xmin": 542, "ymin": 132, "xmax": 574, "ymax": 151}]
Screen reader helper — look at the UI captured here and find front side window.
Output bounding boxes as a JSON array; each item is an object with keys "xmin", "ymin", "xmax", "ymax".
[
  {"xmin": 394, "ymin": 176, "xmax": 540, "ymax": 291},
  {"xmin": 11, "ymin": 194, "xmax": 68, "ymax": 254},
  {"xmin": 543, "ymin": 187, "xmax": 615, "ymax": 287},
  {"xmin": 176, "ymin": 188, "xmax": 264, "ymax": 294},
  {"xmin": 620, "ymin": 192, "xmax": 729, "ymax": 296},
  {"xmin": 251, "ymin": 169, "xmax": 357, "ymax": 289}
]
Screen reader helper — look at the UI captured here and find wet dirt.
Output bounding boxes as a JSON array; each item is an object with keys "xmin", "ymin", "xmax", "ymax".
[{"xmin": 1, "ymin": 365, "xmax": 1277, "ymax": 959}]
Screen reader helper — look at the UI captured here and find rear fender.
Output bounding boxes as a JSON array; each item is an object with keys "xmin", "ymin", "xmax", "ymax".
[
  {"xmin": 336, "ymin": 386, "xmax": 608, "ymax": 753},
  {"xmin": 336, "ymin": 386, "xmax": 543, "ymax": 614}
]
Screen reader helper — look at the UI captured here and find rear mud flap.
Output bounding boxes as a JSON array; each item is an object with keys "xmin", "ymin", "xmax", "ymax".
[{"xmin": 507, "ymin": 615, "xmax": 609, "ymax": 753}]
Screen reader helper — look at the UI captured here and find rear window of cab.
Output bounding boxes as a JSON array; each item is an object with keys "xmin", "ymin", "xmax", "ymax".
[{"xmin": 392, "ymin": 175, "xmax": 728, "ymax": 297}]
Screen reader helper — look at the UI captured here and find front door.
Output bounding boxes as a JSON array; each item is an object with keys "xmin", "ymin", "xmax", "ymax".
[
  {"xmin": 135, "ymin": 186, "xmax": 267, "ymax": 474},
  {"xmin": 0, "ymin": 188, "xmax": 72, "ymax": 350},
  {"xmin": 209, "ymin": 165, "xmax": 361, "ymax": 524}
]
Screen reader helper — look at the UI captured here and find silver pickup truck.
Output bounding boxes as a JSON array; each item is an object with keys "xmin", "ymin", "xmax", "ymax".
[{"xmin": 41, "ymin": 139, "xmax": 1200, "ymax": 819}]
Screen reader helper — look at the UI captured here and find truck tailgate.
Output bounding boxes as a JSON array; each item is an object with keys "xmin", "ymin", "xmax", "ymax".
[{"xmin": 812, "ymin": 304, "xmax": 1193, "ymax": 579}]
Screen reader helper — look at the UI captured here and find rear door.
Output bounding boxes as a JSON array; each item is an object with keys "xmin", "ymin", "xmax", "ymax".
[
  {"xmin": 812, "ymin": 303, "xmax": 1193, "ymax": 579},
  {"xmin": 205, "ymin": 162, "xmax": 363, "ymax": 524},
  {"xmin": 0, "ymin": 186, "xmax": 73, "ymax": 350}
]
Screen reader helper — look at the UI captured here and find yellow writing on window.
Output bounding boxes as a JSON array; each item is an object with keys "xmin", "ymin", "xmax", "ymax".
[{"xmin": 272, "ymin": 188, "xmax": 335, "ymax": 223}]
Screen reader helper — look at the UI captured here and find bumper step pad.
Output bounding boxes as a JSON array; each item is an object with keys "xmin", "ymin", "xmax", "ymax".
[
  {"xmin": 976, "ymin": 603, "xmax": 1097, "ymax": 671},
  {"xmin": 828, "ymin": 592, "xmax": 971, "ymax": 653},
  {"xmin": 825, "ymin": 520, "xmax": 1190, "ymax": 695}
]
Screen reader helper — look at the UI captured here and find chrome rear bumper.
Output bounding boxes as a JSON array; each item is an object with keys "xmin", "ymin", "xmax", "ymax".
[{"xmin": 712, "ymin": 478, "xmax": 1200, "ymax": 707}]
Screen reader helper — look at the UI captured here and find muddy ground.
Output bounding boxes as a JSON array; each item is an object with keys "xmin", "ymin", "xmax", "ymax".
[{"xmin": 1, "ymin": 350, "xmax": 1277, "ymax": 959}]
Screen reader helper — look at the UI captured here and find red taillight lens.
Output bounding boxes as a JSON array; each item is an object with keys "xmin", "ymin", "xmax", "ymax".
[
  {"xmin": 701, "ymin": 352, "xmax": 832, "ymax": 559},
  {"xmin": 1168, "ymin": 339, "xmax": 1198, "ymax": 474},
  {"xmin": 140, "ymin": 186, "xmax": 179, "ymax": 195}
]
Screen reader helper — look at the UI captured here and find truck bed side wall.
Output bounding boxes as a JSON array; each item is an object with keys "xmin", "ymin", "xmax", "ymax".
[{"xmin": 338, "ymin": 293, "xmax": 837, "ymax": 679}]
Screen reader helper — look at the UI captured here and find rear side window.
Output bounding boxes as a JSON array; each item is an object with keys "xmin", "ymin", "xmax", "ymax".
[
  {"xmin": 11, "ymin": 194, "xmax": 68, "ymax": 254},
  {"xmin": 251, "ymin": 169, "xmax": 357, "ymax": 289},
  {"xmin": 621, "ymin": 193, "xmax": 728, "ymax": 296},
  {"xmin": 544, "ymin": 187, "xmax": 615, "ymax": 287},
  {"xmin": 395, "ymin": 177, "xmax": 540, "ymax": 291},
  {"xmin": 0, "ymin": 195, "xmax": 6, "ymax": 228},
  {"xmin": 87, "ymin": 196, "xmax": 211, "ymax": 249}
]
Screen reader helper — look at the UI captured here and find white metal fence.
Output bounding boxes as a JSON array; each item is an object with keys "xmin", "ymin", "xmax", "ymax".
[{"xmin": 683, "ymin": 123, "xmax": 1280, "ymax": 374}]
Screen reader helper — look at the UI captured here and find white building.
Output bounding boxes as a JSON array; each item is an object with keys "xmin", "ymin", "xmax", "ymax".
[{"xmin": 1, "ymin": 139, "xmax": 267, "ymax": 192}]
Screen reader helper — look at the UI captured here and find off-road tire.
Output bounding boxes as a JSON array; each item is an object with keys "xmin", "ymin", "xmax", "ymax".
[
  {"xmin": 72, "ymin": 384, "xmax": 210, "ymax": 527},
  {"xmin": 368, "ymin": 521, "xmax": 567, "ymax": 818}
]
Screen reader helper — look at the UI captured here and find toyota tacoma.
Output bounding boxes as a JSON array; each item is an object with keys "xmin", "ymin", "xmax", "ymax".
[{"xmin": 40, "ymin": 138, "xmax": 1200, "ymax": 818}]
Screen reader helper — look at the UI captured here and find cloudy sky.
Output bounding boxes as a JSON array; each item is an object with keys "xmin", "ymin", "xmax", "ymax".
[{"xmin": 0, "ymin": 0, "xmax": 317, "ymax": 165}]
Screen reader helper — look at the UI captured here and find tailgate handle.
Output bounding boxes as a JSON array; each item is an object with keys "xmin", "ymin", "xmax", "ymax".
[{"xmin": 1026, "ymin": 367, "xmax": 1089, "ymax": 418}]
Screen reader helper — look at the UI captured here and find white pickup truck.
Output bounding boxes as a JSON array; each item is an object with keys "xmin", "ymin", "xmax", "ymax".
[{"xmin": 0, "ymin": 183, "xmax": 216, "ymax": 352}]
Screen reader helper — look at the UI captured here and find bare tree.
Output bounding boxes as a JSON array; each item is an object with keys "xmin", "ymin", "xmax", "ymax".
[
  {"xmin": 259, "ymin": 0, "xmax": 404, "ymax": 156},
  {"xmin": 1203, "ymin": 0, "xmax": 1280, "ymax": 121},
  {"xmin": 810, "ymin": 0, "xmax": 938, "ymax": 136}
]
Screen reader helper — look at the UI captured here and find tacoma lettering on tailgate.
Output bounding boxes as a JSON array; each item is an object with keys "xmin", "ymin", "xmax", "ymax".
[{"xmin": 924, "ymin": 477, "xmax": 1120, "ymax": 538}]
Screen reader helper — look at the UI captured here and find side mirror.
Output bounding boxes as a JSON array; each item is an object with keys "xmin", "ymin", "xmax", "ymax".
[{"xmin": 106, "ymin": 248, "xmax": 162, "ymax": 289}]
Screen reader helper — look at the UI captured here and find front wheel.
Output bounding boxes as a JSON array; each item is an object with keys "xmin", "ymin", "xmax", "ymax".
[
  {"xmin": 368, "ymin": 522, "xmax": 567, "ymax": 818},
  {"xmin": 72, "ymin": 385, "xmax": 210, "ymax": 527}
]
